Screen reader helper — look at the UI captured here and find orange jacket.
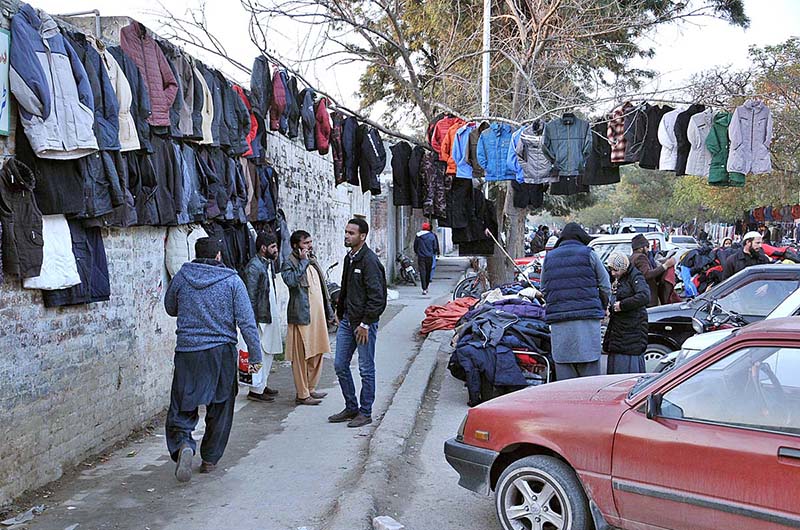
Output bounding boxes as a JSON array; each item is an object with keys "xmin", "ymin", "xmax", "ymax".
[{"xmin": 440, "ymin": 120, "xmax": 466, "ymax": 173}]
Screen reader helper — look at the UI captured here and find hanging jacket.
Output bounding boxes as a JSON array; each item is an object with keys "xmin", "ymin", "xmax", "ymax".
[
  {"xmin": 22, "ymin": 214, "xmax": 81, "ymax": 291},
  {"xmin": 583, "ymin": 120, "xmax": 620, "ymax": 186},
  {"xmin": 88, "ymin": 36, "xmax": 139, "ymax": 152},
  {"xmin": 175, "ymin": 143, "xmax": 206, "ymax": 224},
  {"xmin": 188, "ymin": 61, "xmax": 205, "ymax": 141},
  {"xmin": 214, "ymin": 71, "xmax": 233, "ymax": 148},
  {"xmin": 342, "ymin": 116, "xmax": 359, "ymax": 185},
  {"xmin": 269, "ymin": 68, "xmax": 287, "ymax": 132},
  {"xmin": 508, "ymin": 123, "xmax": 553, "ymax": 185},
  {"xmin": 542, "ymin": 113, "xmax": 592, "ymax": 177},
  {"xmin": 285, "ymin": 76, "xmax": 301, "ymax": 139},
  {"xmin": 108, "ymin": 46, "xmax": 152, "ymax": 153},
  {"xmin": 706, "ymin": 111, "xmax": 745, "ymax": 187},
  {"xmin": 315, "ymin": 98, "xmax": 332, "ymax": 155},
  {"xmin": 197, "ymin": 63, "xmax": 223, "ymax": 146},
  {"xmin": 358, "ymin": 126, "xmax": 386, "ymax": 195},
  {"xmin": 477, "ymin": 123, "xmax": 515, "ymax": 181},
  {"xmin": 639, "ymin": 104, "xmax": 674, "ymax": 170},
  {"xmin": 119, "ymin": 21, "xmax": 178, "ymax": 127},
  {"xmin": 685, "ymin": 108, "xmax": 714, "ymax": 177},
  {"xmin": 156, "ymin": 40, "xmax": 189, "ymax": 139},
  {"xmin": 0, "ymin": 159, "xmax": 43, "ymax": 279},
  {"xmin": 452, "ymin": 123, "xmax": 476, "ymax": 179},
  {"xmin": 607, "ymin": 103, "xmax": 628, "ymax": 164},
  {"xmin": 674, "ymin": 104, "xmax": 706, "ymax": 176},
  {"xmin": 165, "ymin": 224, "xmax": 208, "ymax": 278},
  {"xmin": 391, "ymin": 141, "xmax": 412, "ymax": 206},
  {"xmin": 431, "ymin": 116, "xmax": 463, "ymax": 160},
  {"xmin": 604, "ymin": 264, "xmax": 650, "ymax": 356},
  {"xmin": 440, "ymin": 119, "xmax": 466, "ymax": 174},
  {"xmin": 233, "ymin": 85, "xmax": 258, "ymax": 157},
  {"xmin": 227, "ymin": 83, "xmax": 253, "ymax": 156},
  {"xmin": 64, "ymin": 31, "xmax": 120, "ymax": 151},
  {"xmin": 250, "ymin": 56, "xmax": 272, "ymax": 120},
  {"xmin": 10, "ymin": 4, "xmax": 98, "ymax": 159},
  {"xmin": 75, "ymin": 150, "xmax": 125, "ymax": 220},
  {"xmin": 657, "ymin": 107, "xmax": 682, "ymax": 171},
  {"xmin": 467, "ymin": 122, "xmax": 489, "ymax": 179},
  {"xmin": 727, "ymin": 99, "xmax": 773, "ymax": 175},
  {"xmin": 623, "ymin": 103, "xmax": 648, "ymax": 163},
  {"xmin": 409, "ymin": 145, "xmax": 426, "ymax": 209},
  {"xmin": 298, "ymin": 87, "xmax": 317, "ymax": 151},
  {"xmin": 42, "ymin": 221, "xmax": 110, "ymax": 307},
  {"xmin": 84, "ymin": 150, "xmax": 137, "ymax": 229},
  {"xmin": 330, "ymin": 112, "xmax": 346, "ymax": 185},
  {"xmin": 193, "ymin": 65, "xmax": 214, "ymax": 145}
]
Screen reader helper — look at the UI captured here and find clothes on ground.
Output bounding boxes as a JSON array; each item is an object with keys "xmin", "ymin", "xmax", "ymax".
[{"xmin": 420, "ymin": 296, "xmax": 478, "ymax": 334}]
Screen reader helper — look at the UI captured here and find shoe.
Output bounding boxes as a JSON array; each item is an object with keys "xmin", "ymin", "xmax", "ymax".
[
  {"xmin": 328, "ymin": 408, "xmax": 359, "ymax": 423},
  {"xmin": 310, "ymin": 391, "xmax": 328, "ymax": 399},
  {"xmin": 247, "ymin": 391, "xmax": 275, "ymax": 403},
  {"xmin": 347, "ymin": 414, "xmax": 373, "ymax": 428},
  {"xmin": 199, "ymin": 461, "xmax": 216, "ymax": 474},
  {"xmin": 422, "ymin": 290, "xmax": 428, "ymax": 295},
  {"xmin": 175, "ymin": 445, "xmax": 193, "ymax": 483},
  {"xmin": 263, "ymin": 386, "xmax": 279, "ymax": 396},
  {"xmin": 295, "ymin": 396, "xmax": 322, "ymax": 406}
]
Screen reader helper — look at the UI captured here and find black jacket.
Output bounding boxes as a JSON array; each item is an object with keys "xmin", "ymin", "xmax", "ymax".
[
  {"xmin": 604, "ymin": 265, "xmax": 650, "ymax": 355},
  {"xmin": 0, "ymin": 159, "xmax": 43, "ymax": 279},
  {"xmin": 43, "ymin": 220, "xmax": 110, "ymax": 307},
  {"xmin": 299, "ymin": 88, "xmax": 317, "ymax": 151},
  {"xmin": 244, "ymin": 254, "xmax": 276, "ymax": 323},
  {"xmin": 408, "ymin": 145, "xmax": 426, "ymax": 208},
  {"xmin": 108, "ymin": 45, "xmax": 152, "ymax": 153},
  {"xmin": 623, "ymin": 103, "xmax": 648, "ymax": 164},
  {"xmin": 157, "ymin": 40, "xmax": 185, "ymax": 139},
  {"xmin": 583, "ymin": 120, "xmax": 620, "ymax": 185},
  {"xmin": 723, "ymin": 248, "xmax": 770, "ymax": 279},
  {"xmin": 358, "ymin": 126, "xmax": 386, "ymax": 195},
  {"xmin": 391, "ymin": 141, "xmax": 412, "ymax": 206},
  {"xmin": 342, "ymin": 116, "xmax": 359, "ymax": 185},
  {"xmin": 674, "ymin": 104, "xmax": 706, "ymax": 176},
  {"xmin": 286, "ymin": 76, "xmax": 301, "ymax": 139},
  {"xmin": 337, "ymin": 244, "xmax": 388, "ymax": 326},
  {"xmin": 639, "ymin": 104, "xmax": 674, "ymax": 170},
  {"xmin": 227, "ymin": 84, "xmax": 252, "ymax": 156},
  {"xmin": 250, "ymin": 56, "xmax": 272, "ymax": 120},
  {"xmin": 75, "ymin": 150, "xmax": 125, "ymax": 220}
]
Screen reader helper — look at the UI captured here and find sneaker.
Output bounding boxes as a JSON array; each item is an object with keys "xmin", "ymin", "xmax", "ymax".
[
  {"xmin": 199, "ymin": 461, "xmax": 216, "ymax": 474},
  {"xmin": 422, "ymin": 290, "xmax": 428, "ymax": 295},
  {"xmin": 263, "ymin": 386, "xmax": 279, "ymax": 396},
  {"xmin": 347, "ymin": 414, "xmax": 373, "ymax": 428},
  {"xmin": 175, "ymin": 445, "xmax": 193, "ymax": 483},
  {"xmin": 328, "ymin": 408, "xmax": 359, "ymax": 423},
  {"xmin": 310, "ymin": 391, "xmax": 328, "ymax": 399},
  {"xmin": 247, "ymin": 391, "xmax": 275, "ymax": 403},
  {"xmin": 295, "ymin": 396, "xmax": 322, "ymax": 406}
]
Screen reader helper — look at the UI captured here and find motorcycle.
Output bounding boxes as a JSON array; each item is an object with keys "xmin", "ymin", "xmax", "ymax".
[
  {"xmin": 324, "ymin": 262, "xmax": 341, "ymax": 309},
  {"xmin": 396, "ymin": 253, "xmax": 418, "ymax": 285}
]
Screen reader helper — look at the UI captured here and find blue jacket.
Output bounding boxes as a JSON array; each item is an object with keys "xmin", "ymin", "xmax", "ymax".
[
  {"xmin": 541, "ymin": 241, "xmax": 608, "ymax": 323},
  {"xmin": 414, "ymin": 230, "xmax": 440, "ymax": 258},
  {"xmin": 164, "ymin": 259, "xmax": 261, "ymax": 362},
  {"xmin": 542, "ymin": 114, "xmax": 592, "ymax": 177},
  {"xmin": 477, "ymin": 123, "xmax": 516, "ymax": 181},
  {"xmin": 452, "ymin": 123, "xmax": 476, "ymax": 179}
]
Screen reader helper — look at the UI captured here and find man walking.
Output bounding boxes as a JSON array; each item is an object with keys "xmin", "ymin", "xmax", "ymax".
[
  {"xmin": 244, "ymin": 231, "xmax": 282, "ymax": 402},
  {"xmin": 164, "ymin": 237, "xmax": 261, "ymax": 482},
  {"xmin": 329, "ymin": 218, "xmax": 387, "ymax": 428},
  {"xmin": 414, "ymin": 221, "xmax": 439, "ymax": 295},
  {"xmin": 541, "ymin": 223, "xmax": 611, "ymax": 380},
  {"xmin": 723, "ymin": 231, "xmax": 770, "ymax": 279},
  {"xmin": 281, "ymin": 230, "xmax": 336, "ymax": 406}
]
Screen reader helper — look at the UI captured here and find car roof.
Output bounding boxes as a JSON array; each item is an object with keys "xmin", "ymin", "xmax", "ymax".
[
  {"xmin": 589, "ymin": 232, "xmax": 664, "ymax": 244},
  {"xmin": 737, "ymin": 316, "xmax": 800, "ymax": 335}
]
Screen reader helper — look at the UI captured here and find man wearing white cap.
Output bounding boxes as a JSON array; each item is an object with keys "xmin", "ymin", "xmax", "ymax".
[{"xmin": 722, "ymin": 231, "xmax": 769, "ymax": 279}]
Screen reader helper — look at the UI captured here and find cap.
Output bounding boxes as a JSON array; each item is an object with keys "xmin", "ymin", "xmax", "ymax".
[
  {"xmin": 743, "ymin": 231, "xmax": 761, "ymax": 243},
  {"xmin": 631, "ymin": 233, "xmax": 649, "ymax": 251}
]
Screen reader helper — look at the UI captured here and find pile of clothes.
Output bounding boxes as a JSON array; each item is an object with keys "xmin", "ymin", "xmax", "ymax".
[
  {"xmin": 419, "ymin": 297, "xmax": 478, "ymax": 334},
  {"xmin": 447, "ymin": 287, "xmax": 551, "ymax": 406}
]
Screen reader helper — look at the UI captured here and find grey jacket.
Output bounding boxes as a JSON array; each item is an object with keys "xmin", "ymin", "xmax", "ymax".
[
  {"xmin": 686, "ymin": 109, "xmax": 714, "ymax": 177},
  {"xmin": 516, "ymin": 128, "xmax": 555, "ymax": 184},
  {"xmin": 244, "ymin": 254, "xmax": 275, "ymax": 324},
  {"xmin": 727, "ymin": 99, "xmax": 773, "ymax": 175},
  {"xmin": 280, "ymin": 252, "xmax": 333, "ymax": 326},
  {"xmin": 542, "ymin": 114, "xmax": 592, "ymax": 177}
]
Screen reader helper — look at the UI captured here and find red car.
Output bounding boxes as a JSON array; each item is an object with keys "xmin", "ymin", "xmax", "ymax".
[{"xmin": 445, "ymin": 318, "xmax": 800, "ymax": 530}]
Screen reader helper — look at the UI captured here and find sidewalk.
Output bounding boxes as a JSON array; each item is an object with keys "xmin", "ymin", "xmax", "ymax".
[{"xmin": 14, "ymin": 258, "xmax": 467, "ymax": 530}]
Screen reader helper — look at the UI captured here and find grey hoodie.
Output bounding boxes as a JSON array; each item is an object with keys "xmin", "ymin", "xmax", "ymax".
[{"xmin": 165, "ymin": 259, "xmax": 261, "ymax": 362}]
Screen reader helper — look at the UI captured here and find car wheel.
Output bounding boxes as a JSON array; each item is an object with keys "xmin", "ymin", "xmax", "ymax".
[
  {"xmin": 644, "ymin": 343, "xmax": 672, "ymax": 372},
  {"xmin": 495, "ymin": 455, "xmax": 591, "ymax": 530}
]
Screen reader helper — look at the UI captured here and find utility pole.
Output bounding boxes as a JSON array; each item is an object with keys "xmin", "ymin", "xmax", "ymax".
[{"xmin": 481, "ymin": 0, "xmax": 491, "ymax": 117}]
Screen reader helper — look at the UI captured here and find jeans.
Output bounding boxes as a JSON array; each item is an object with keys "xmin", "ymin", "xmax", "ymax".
[{"xmin": 334, "ymin": 318, "xmax": 379, "ymax": 416}]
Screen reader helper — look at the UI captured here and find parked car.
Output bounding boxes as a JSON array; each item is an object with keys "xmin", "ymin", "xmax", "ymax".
[
  {"xmin": 646, "ymin": 264, "xmax": 800, "ymax": 368},
  {"xmin": 444, "ymin": 317, "xmax": 800, "ymax": 530},
  {"xmin": 669, "ymin": 234, "xmax": 700, "ymax": 252},
  {"xmin": 588, "ymin": 232, "xmax": 672, "ymax": 265}
]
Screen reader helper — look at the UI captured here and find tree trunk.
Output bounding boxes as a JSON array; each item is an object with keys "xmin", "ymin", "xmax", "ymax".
[{"xmin": 486, "ymin": 181, "xmax": 526, "ymax": 286}]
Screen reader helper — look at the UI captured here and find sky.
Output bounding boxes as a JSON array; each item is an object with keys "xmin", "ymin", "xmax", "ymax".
[{"xmin": 28, "ymin": 0, "xmax": 800, "ymax": 121}]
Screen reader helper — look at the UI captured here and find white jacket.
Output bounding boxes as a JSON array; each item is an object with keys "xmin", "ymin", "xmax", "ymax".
[
  {"xmin": 685, "ymin": 108, "xmax": 714, "ymax": 177},
  {"xmin": 194, "ymin": 66, "xmax": 215, "ymax": 145},
  {"xmin": 657, "ymin": 108, "xmax": 683, "ymax": 171},
  {"xmin": 727, "ymin": 99, "xmax": 773, "ymax": 175},
  {"xmin": 165, "ymin": 224, "xmax": 208, "ymax": 278},
  {"xmin": 23, "ymin": 215, "xmax": 81, "ymax": 290}
]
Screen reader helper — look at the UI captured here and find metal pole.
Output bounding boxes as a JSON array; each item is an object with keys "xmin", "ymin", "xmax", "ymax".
[{"xmin": 481, "ymin": 0, "xmax": 491, "ymax": 117}]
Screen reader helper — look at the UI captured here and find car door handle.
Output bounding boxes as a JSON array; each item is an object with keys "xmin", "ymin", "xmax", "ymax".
[{"xmin": 778, "ymin": 447, "xmax": 800, "ymax": 460}]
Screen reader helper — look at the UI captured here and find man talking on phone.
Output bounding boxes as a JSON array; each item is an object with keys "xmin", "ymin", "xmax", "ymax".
[{"xmin": 328, "ymin": 218, "xmax": 387, "ymax": 428}]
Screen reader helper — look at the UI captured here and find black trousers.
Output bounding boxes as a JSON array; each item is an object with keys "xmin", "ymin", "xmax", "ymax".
[{"xmin": 418, "ymin": 256, "xmax": 434, "ymax": 291}]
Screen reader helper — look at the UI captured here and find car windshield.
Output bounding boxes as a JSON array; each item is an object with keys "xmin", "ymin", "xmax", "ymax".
[
  {"xmin": 628, "ymin": 371, "xmax": 671, "ymax": 398},
  {"xmin": 671, "ymin": 236, "xmax": 696, "ymax": 244},
  {"xmin": 715, "ymin": 279, "xmax": 799, "ymax": 317}
]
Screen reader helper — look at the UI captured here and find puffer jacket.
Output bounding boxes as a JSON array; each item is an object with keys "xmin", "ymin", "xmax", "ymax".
[
  {"xmin": 269, "ymin": 69, "xmax": 287, "ymax": 132},
  {"xmin": 604, "ymin": 264, "xmax": 650, "ymax": 356},
  {"xmin": 674, "ymin": 104, "xmax": 706, "ymax": 176},
  {"xmin": 119, "ymin": 22, "xmax": 178, "ymax": 127},
  {"xmin": 165, "ymin": 224, "xmax": 208, "ymax": 278},
  {"xmin": 10, "ymin": 4, "xmax": 98, "ymax": 159},
  {"xmin": 0, "ymin": 159, "xmax": 44, "ymax": 279},
  {"xmin": 477, "ymin": 123, "xmax": 515, "ymax": 181},
  {"xmin": 685, "ymin": 108, "xmax": 714, "ymax": 177},
  {"xmin": 727, "ymin": 99, "xmax": 773, "ymax": 175},
  {"xmin": 706, "ymin": 111, "xmax": 746, "ymax": 187},
  {"xmin": 286, "ymin": 76, "xmax": 301, "ymax": 139},
  {"xmin": 508, "ymin": 123, "xmax": 553, "ymax": 185},
  {"xmin": 108, "ymin": 46, "xmax": 152, "ymax": 152},
  {"xmin": 452, "ymin": 123, "xmax": 476, "ymax": 179},
  {"xmin": 430, "ymin": 115, "xmax": 463, "ymax": 160},
  {"xmin": 250, "ymin": 56, "xmax": 272, "ymax": 119},
  {"xmin": 299, "ymin": 87, "xmax": 317, "ymax": 151},
  {"xmin": 89, "ymin": 36, "xmax": 139, "ymax": 152},
  {"xmin": 542, "ymin": 113, "xmax": 592, "ymax": 177},
  {"xmin": 315, "ymin": 97, "xmax": 332, "ymax": 155},
  {"xmin": 440, "ymin": 119, "xmax": 466, "ymax": 174},
  {"xmin": 22, "ymin": 214, "xmax": 81, "ymax": 290},
  {"xmin": 42, "ymin": 221, "xmax": 110, "ymax": 307},
  {"xmin": 358, "ymin": 126, "xmax": 387, "ymax": 195},
  {"xmin": 657, "ymin": 107, "xmax": 682, "ymax": 171},
  {"xmin": 64, "ymin": 31, "xmax": 120, "ymax": 151}
]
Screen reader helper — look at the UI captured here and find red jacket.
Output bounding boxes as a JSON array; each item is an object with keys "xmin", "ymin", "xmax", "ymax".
[
  {"xmin": 269, "ymin": 69, "xmax": 286, "ymax": 131},
  {"xmin": 431, "ymin": 116, "xmax": 463, "ymax": 161},
  {"xmin": 315, "ymin": 97, "xmax": 332, "ymax": 155},
  {"xmin": 440, "ymin": 120, "xmax": 465, "ymax": 174},
  {"xmin": 233, "ymin": 85, "xmax": 258, "ymax": 157}
]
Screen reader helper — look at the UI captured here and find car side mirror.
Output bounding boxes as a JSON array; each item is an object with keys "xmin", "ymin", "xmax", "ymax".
[{"xmin": 646, "ymin": 393, "xmax": 663, "ymax": 420}]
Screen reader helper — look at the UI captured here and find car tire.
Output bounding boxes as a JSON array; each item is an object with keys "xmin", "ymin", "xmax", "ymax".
[
  {"xmin": 644, "ymin": 343, "xmax": 672, "ymax": 372},
  {"xmin": 495, "ymin": 455, "xmax": 591, "ymax": 530}
]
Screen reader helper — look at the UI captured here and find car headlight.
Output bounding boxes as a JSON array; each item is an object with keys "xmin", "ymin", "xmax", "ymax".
[
  {"xmin": 691, "ymin": 317, "xmax": 705, "ymax": 334},
  {"xmin": 456, "ymin": 413, "xmax": 468, "ymax": 442}
]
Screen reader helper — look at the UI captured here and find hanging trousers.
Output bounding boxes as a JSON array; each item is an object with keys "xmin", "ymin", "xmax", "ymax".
[{"xmin": 418, "ymin": 256, "xmax": 434, "ymax": 291}]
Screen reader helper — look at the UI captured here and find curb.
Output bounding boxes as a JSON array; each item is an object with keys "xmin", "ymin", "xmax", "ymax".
[{"xmin": 326, "ymin": 329, "xmax": 452, "ymax": 530}]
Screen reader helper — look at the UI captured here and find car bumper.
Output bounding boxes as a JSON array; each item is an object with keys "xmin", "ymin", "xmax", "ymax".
[{"xmin": 444, "ymin": 437, "xmax": 498, "ymax": 496}]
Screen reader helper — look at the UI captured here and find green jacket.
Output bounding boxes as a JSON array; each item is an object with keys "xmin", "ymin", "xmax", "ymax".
[{"xmin": 705, "ymin": 111, "xmax": 745, "ymax": 187}]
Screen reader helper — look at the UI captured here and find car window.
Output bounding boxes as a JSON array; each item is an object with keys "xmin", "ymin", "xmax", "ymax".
[
  {"xmin": 591, "ymin": 242, "xmax": 633, "ymax": 264},
  {"xmin": 660, "ymin": 346, "xmax": 800, "ymax": 436},
  {"xmin": 717, "ymin": 279, "xmax": 799, "ymax": 317}
]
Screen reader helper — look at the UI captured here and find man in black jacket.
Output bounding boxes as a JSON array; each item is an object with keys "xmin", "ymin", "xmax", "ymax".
[
  {"xmin": 329, "ymin": 218, "xmax": 388, "ymax": 428},
  {"xmin": 723, "ymin": 231, "xmax": 770, "ymax": 279}
]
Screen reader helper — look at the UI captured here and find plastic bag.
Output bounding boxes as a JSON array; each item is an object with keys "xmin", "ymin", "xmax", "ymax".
[{"xmin": 237, "ymin": 330, "xmax": 265, "ymax": 388}]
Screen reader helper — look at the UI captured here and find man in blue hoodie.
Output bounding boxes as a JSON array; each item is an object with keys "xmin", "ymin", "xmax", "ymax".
[
  {"xmin": 164, "ymin": 237, "xmax": 261, "ymax": 482},
  {"xmin": 414, "ymin": 222, "xmax": 440, "ymax": 295}
]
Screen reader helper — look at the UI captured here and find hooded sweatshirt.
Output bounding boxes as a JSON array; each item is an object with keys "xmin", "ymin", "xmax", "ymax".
[{"xmin": 164, "ymin": 259, "xmax": 261, "ymax": 361}]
